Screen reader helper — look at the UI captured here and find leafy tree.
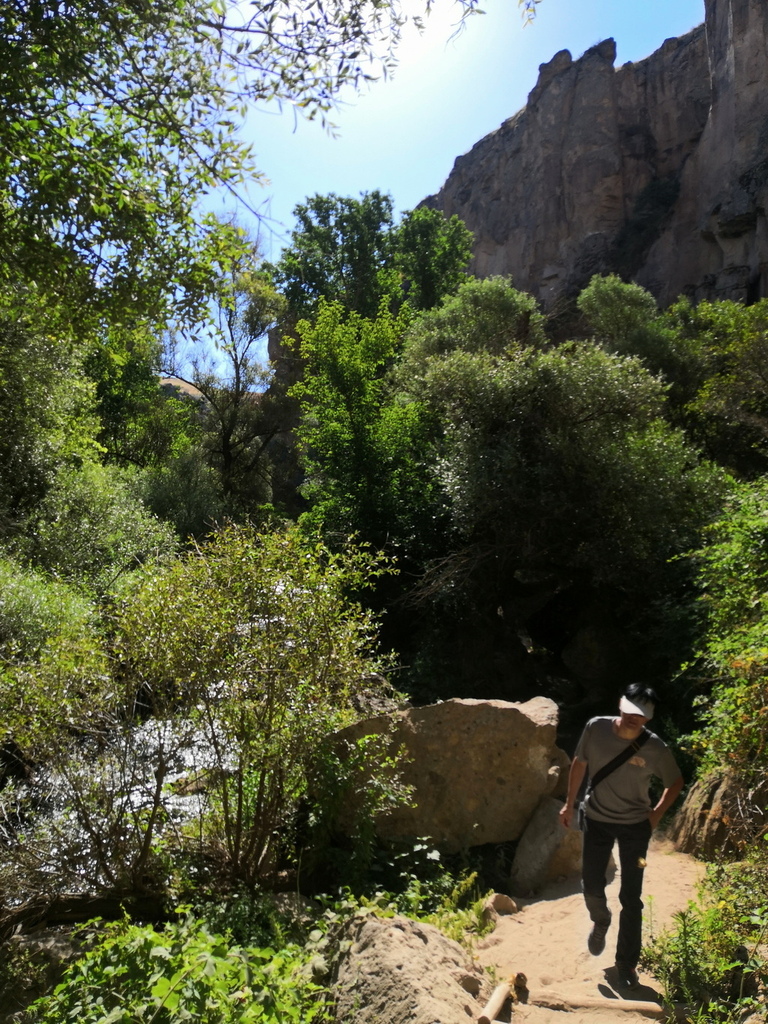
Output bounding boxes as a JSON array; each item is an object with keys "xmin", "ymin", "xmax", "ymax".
[
  {"xmin": 266, "ymin": 191, "xmax": 397, "ymax": 319},
  {"xmin": 579, "ymin": 280, "xmax": 768, "ymax": 476},
  {"xmin": 411, "ymin": 341, "xmax": 724, "ymax": 595},
  {"xmin": 137, "ymin": 449, "xmax": 225, "ymax": 543},
  {"xmin": 576, "ymin": 276, "xmax": 711, "ymax": 437},
  {"xmin": 288, "ymin": 279, "xmax": 544, "ymax": 549},
  {"xmin": 290, "ymin": 299, "xmax": 436, "ymax": 547},
  {"xmin": 396, "ymin": 276, "xmax": 546, "ymax": 379},
  {"xmin": 266, "ymin": 192, "xmax": 473, "ymax": 319},
  {"xmin": 0, "ymin": 288, "xmax": 101, "ymax": 532},
  {"xmin": 667, "ymin": 298, "xmax": 768, "ymax": 472},
  {"xmin": 86, "ymin": 325, "xmax": 203, "ymax": 469},
  {"xmin": 392, "ymin": 206, "xmax": 474, "ymax": 311},
  {"xmin": 391, "ymin": 280, "xmax": 728, "ymax": 698},
  {"xmin": 2, "ymin": 0, "xmax": 476, "ymax": 321},
  {"xmin": 1, "ymin": 0, "xmax": 248, "ymax": 320},
  {"xmin": 577, "ymin": 273, "xmax": 658, "ymax": 350},
  {"xmin": 186, "ymin": 255, "xmax": 290, "ymax": 517}
]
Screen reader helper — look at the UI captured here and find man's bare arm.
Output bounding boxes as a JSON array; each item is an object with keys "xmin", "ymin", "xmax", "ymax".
[
  {"xmin": 649, "ymin": 774, "xmax": 684, "ymax": 830},
  {"xmin": 559, "ymin": 756, "xmax": 588, "ymax": 829}
]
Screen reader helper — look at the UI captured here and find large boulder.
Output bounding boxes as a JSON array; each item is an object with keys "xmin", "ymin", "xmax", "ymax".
[
  {"xmin": 333, "ymin": 915, "xmax": 490, "ymax": 1024},
  {"xmin": 338, "ymin": 697, "xmax": 569, "ymax": 853},
  {"xmin": 670, "ymin": 772, "xmax": 768, "ymax": 860}
]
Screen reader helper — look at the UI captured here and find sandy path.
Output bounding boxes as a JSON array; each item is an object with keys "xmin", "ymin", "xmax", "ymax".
[{"xmin": 475, "ymin": 836, "xmax": 704, "ymax": 1023}]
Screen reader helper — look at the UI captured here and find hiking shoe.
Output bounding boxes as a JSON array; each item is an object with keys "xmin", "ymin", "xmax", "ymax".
[
  {"xmin": 587, "ymin": 921, "xmax": 609, "ymax": 955},
  {"xmin": 616, "ymin": 964, "xmax": 639, "ymax": 989}
]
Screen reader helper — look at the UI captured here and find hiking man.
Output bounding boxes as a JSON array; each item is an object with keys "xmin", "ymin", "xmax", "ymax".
[{"xmin": 559, "ymin": 683, "xmax": 684, "ymax": 989}]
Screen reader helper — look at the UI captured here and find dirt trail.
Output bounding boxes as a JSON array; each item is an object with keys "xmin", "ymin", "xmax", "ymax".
[{"xmin": 475, "ymin": 836, "xmax": 704, "ymax": 1023}]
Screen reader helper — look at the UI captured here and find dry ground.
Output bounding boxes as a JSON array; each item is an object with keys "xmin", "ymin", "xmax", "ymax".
[{"xmin": 475, "ymin": 836, "xmax": 705, "ymax": 1023}]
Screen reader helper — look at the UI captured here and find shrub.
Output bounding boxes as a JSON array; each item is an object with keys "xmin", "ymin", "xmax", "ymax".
[
  {"xmin": 688, "ymin": 478, "xmax": 768, "ymax": 796},
  {"xmin": 31, "ymin": 915, "xmax": 329, "ymax": 1023},
  {"xmin": 0, "ymin": 525, "xmax": 403, "ymax": 904},
  {"xmin": 112, "ymin": 524, "xmax": 399, "ymax": 884},
  {"xmin": 643, "ymin": 862, "xmax": 768, "ymax": 1012},
  {"xmin": 18, "ymin": 461, "xmax": 177, "ymax": 594},
  {"xmin": 137, "ymin": 449, "xmax": 225, "ymax": 542},
  {"xmin": 577, "ymin": 273, "xmax": 658, "ymax": 350},
  {"xmin": 0, "ymin": 555, "xmax": 95, "ymax": 662},
  {"xmin": 398, "ymin": 276, "xmax": 547, "ymax": 379}
]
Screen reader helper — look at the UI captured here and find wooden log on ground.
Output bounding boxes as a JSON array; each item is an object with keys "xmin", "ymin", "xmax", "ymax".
[
  {"xmin": 477, "ymin": 981, "xmax": 510, "ymax": 1024},
  {"xmin": 530, "ymin": 992, "xmax": 685, "ymax": 1018}
]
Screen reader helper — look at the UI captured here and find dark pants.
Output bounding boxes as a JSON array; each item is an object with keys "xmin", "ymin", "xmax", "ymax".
[{"xmin": 582, "ymin": 815, "xmax": 652, "ymax": 969}]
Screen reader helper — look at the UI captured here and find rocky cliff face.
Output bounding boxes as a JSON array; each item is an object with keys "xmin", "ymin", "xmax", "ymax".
[{"xmin": 425, "ymin": 0, "xmax": 768, "ymax": 309}]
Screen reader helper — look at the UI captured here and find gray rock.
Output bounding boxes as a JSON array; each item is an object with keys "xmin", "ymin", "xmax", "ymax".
[
  {"xmin": 333, "ymin": 915, "xmax": 490, "ymax": 1024},
  {"xmin": 425, "ymin": 0, "xmax": 768, "ymax": 309},
  {"xmin": 509, "ymin": 797, "xmax": 583, "ymax": 894},
  {"xmin": 669, "ymin": 771, "xmax": 768, "ymax": 860}
]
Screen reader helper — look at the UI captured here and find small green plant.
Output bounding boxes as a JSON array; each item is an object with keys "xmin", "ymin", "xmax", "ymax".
[
  {"xmin": 31, "ymin": 913, "xmax": 330, "ymax": 1024},
  {"xmin": 0, "ymin": 940, "xmax": 53, "ymax": 1018},
  {"xmin": 194, "ymin": 891, "xmax": 289, "ymax": 948},
  {"xmin": 415, "ymin": 870, "xmax": 493, "ymax": 945},
  {"xmin": 642, "ymin": 859, "xmax": 768, "ymax": 1015},
  {"xmin": 298, "ymin": 733, "xmax": 413, "ymax": 894},
  {"xmin": 643, "ymin": 904, "xmax": 739, "ymax": 1005}
]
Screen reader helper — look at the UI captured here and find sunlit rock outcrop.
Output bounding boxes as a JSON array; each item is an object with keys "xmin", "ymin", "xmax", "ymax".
[{"xmin": 426, "ymin": 0, "xmax": 768, "ymax": 309}]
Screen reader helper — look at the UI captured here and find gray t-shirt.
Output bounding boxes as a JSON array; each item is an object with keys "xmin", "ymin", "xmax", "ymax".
[{"xmin": 575, "ymin": 716, "xmax": 681, "ymax": 825}]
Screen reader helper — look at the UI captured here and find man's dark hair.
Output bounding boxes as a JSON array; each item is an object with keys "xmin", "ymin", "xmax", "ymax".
[{"xmin": 624, "ymin": 682, "xmax": 659, "ymax": 707}]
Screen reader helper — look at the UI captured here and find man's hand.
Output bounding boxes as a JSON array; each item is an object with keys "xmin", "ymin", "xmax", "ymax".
[
  {"xmin": 559, "ymin": 803, "xmax": 574, "ymax": 829},
  {"xmin": 648, "ymin": 807, "xmax": 664, "ymax": 831}
]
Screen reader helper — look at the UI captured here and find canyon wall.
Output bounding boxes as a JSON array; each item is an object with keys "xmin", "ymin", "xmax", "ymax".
[{"xmin": 425, "ymin": 0, "xmax": 768, "ymax": 309}]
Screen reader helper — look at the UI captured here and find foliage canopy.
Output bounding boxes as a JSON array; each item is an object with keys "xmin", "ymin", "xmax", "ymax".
[
  {"xmin": 1, "ymin": 0, "xmax": 480, "ymax": 321},
  {"xmin": 266, "ymin": 191, "xmax": 473, "ymax": 319}
]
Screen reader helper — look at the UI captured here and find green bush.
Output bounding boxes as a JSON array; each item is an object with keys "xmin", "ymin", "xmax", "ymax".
[
  {"xmin": 411, "ymin": 341, "xmax": 725, "ymax": 596},
  {"xmin": 577, "ymin": 273, "xmax": 658, "ymax": 350},
  {"xmin": 0, "ymin": 525, "xmax": 403, "ymax": 904},
  {"xmin": 643, "ymin": 862, "xmax": 768, "ymax": 1012},
  {"xmin": 19, "ymin": 461, "xmax": 177, "ymax": 594},
  {"xmin": 137, "ymin": 449, "xmax": 225, "ymax": 542},
  {"xmin": 687, "ymin": 478, "xmax": 768, "ymax": 798},
  {"xmin": 397, "ymin": 276, "xmax": 546, "ymax": 378},
  {"xmin": 31, "ymin": 915, "xmax": 329, "ymax": 1023},
  {"xmin": 0, "ymin": 555, "xmax": 95, "ymax": 662},
  {"xmin": 113, "ymin": 523, "xmax": 399, "ymax": 885}
]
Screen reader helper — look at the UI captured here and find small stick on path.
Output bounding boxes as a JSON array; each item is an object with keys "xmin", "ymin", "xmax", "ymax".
[{"xmin": 477, "ymin": 981, "xmax": 511, "ymax": 1024}]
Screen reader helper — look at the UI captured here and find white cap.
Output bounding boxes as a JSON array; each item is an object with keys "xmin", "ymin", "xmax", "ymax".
[{"xmin": 620, "ymin": 694, "xmax": 654, "ymax": 720}]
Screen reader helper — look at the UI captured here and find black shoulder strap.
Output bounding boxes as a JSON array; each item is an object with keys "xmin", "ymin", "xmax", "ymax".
[{"xmin": 589, "ymin": 728, "xmax": 650, "ymax": 790}]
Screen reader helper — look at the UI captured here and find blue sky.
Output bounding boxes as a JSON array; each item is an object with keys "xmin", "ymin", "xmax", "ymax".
[{"xmin": 219, "ymin": 0, "xmax": 706, "ymax": 261}]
